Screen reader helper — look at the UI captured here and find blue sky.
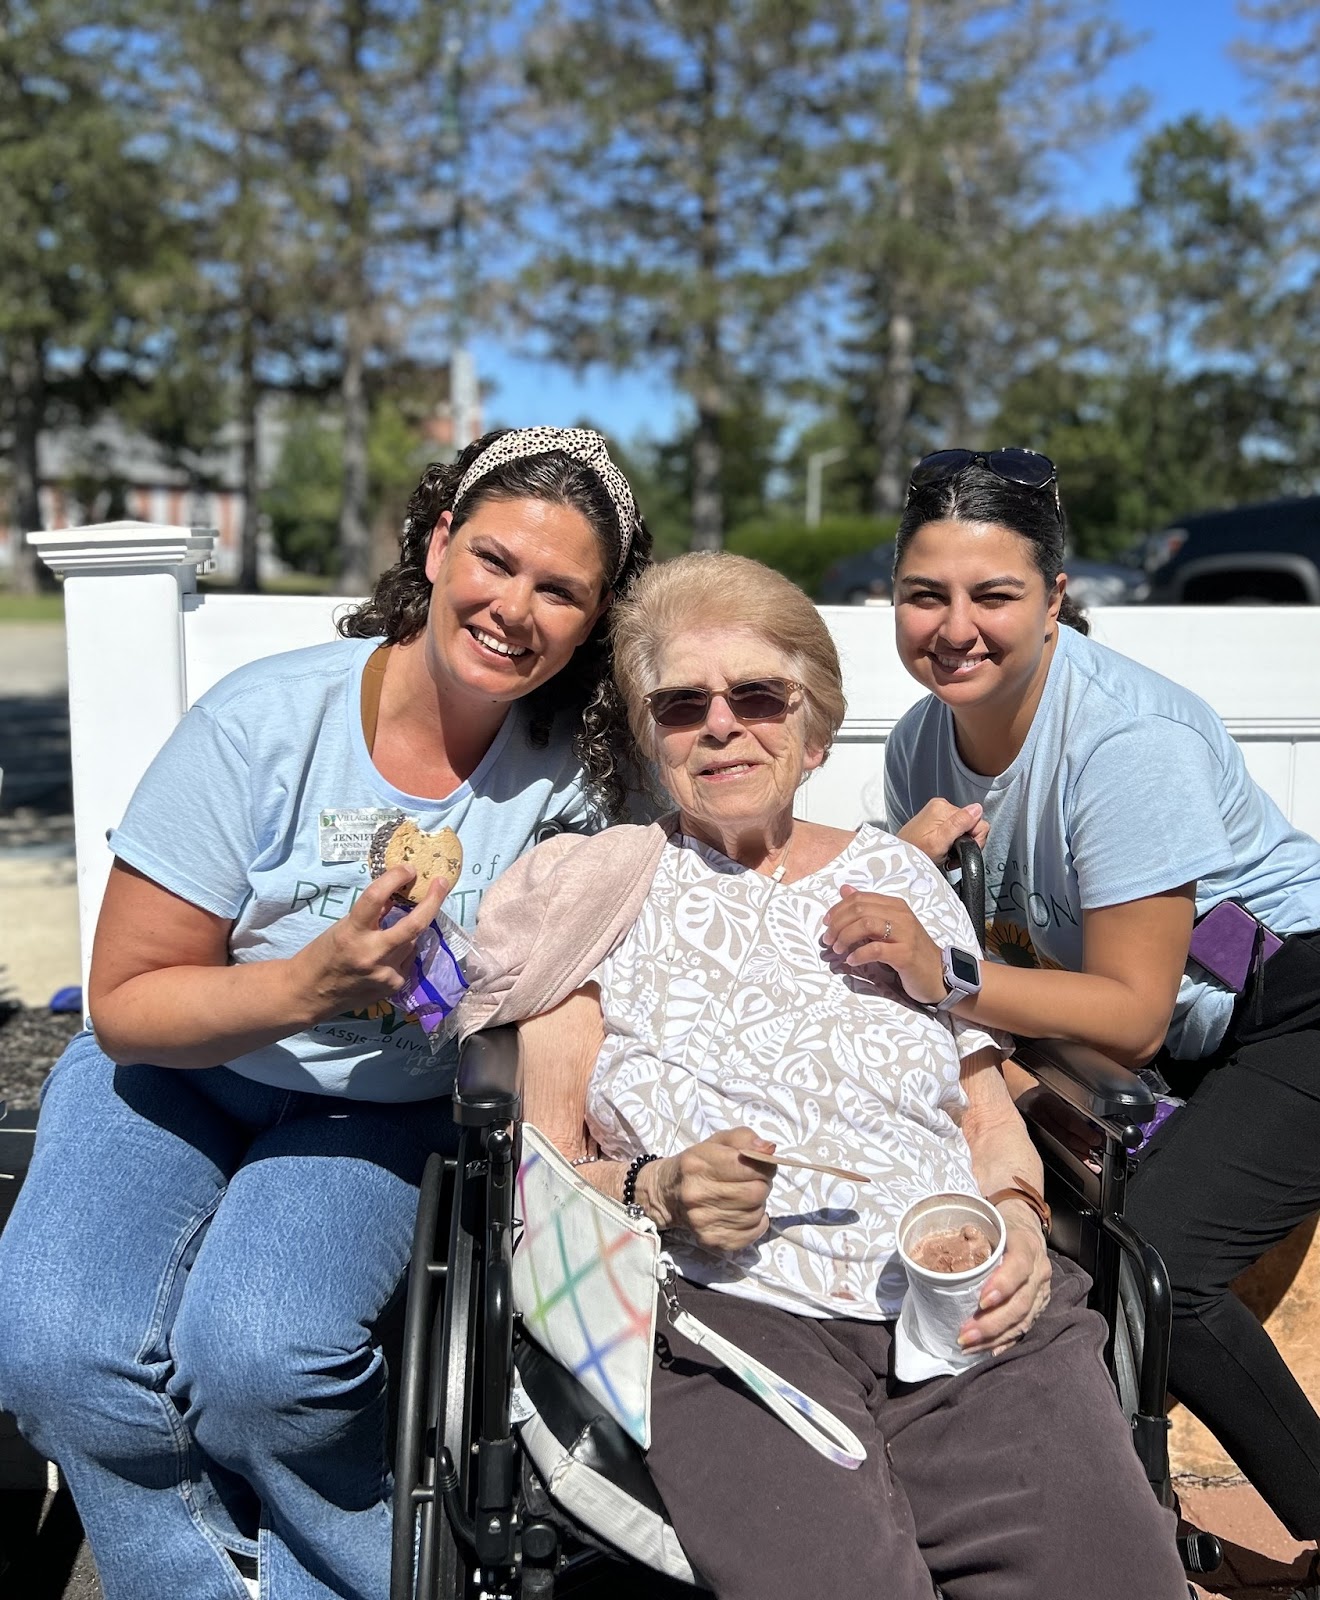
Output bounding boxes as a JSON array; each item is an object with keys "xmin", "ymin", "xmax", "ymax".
[{"xmin": 474, "ymin": 0, "xmax": 1257, "ymax": 443}]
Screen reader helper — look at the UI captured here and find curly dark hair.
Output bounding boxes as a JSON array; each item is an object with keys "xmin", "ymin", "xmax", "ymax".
[
  {"xmin": 895, "ymin": 460, "xmax": 1090, "ymax": 635},
  {"xmin": 338, "ymin": 428, "xmax": 653, "ymax": 820}
]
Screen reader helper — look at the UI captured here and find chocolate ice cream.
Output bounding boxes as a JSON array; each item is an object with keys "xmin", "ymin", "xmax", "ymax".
[{"xmin": 908, "ymin": 1222, "xmax": 994, "ymax": 1274}]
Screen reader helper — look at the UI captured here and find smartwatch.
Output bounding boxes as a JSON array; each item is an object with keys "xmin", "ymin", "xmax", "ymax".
[{"xmin": 935, "ymin": 945, "xmax": 982, "ymax": 1012}]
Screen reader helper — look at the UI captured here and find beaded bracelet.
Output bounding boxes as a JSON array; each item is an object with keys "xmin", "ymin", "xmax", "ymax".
[{"xmin": 622, "ymin": 1151, "xmax": 661, "ymax": 1211}]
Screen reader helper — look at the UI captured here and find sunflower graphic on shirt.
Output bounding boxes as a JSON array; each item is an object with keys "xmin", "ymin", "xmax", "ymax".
[{"xmin": 986, "ymin": 919, "xmax": 1062, "ymax": 971}]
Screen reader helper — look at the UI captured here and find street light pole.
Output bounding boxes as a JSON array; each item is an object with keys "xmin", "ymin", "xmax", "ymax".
[{"xmin": 805, "ymin": 447, "xmax": 847, "ymax": 528}]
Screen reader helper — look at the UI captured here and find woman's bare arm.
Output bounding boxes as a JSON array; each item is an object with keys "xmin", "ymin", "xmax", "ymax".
[
  {"xmin": 824, "ymin": 885, "xmax": 1195, "ymax": 1067},
  {"xmin": 960, "ymin": 1047, "xmax": 1045, "ymax": 1205},
  {"xmin": 516, "ymin": 987, "xmax": 774, "ymax": 1251},
  {"xmin": 517, "ymin": 985, "xmax": 605, "ymax": 1159},
  {"xmin": 956, "ymin": 1047, "xmax": 1052, "ymax": 1351},
  {"xmin": 89, "ymin": 858, "xmax": 443, "ymax": 1067}
]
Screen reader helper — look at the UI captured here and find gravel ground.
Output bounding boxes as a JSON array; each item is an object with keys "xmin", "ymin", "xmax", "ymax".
[{"xmin": 0, "ymin": 1007, "xmax": 80, "ymax": 1111}]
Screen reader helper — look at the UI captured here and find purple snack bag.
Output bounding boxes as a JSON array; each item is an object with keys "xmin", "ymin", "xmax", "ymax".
[
  {"xmin": 1133, "ymin": 1093, "xmax": 1183, "ymax": 1155},
  {"xmin": 381, "ymin": 905, "xmax": 478, "ymax": 1040}
]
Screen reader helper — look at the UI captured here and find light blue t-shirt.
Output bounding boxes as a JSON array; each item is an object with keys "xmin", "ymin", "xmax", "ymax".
[
  {"xmin": 109, "ymin": 636, "xmax": 598, "ymax": 1100},
  {"xmin": 884, "ymin": 624, "xmax": 1320, "ymax": 1059}
]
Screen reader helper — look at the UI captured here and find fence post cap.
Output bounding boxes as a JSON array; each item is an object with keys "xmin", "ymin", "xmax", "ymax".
[{"xmin": 25, "ymin": 521, "xmax": 218, "ymax": 578}]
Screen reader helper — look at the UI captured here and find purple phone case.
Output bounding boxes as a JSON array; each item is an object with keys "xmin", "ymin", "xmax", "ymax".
[{"xmin": 1188, "ymin": 901, "xmax": 1283, "ymax": 992}]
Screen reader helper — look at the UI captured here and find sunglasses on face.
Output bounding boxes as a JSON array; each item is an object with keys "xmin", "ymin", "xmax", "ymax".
[
  {"xmin": 906, "ymin": 448, "xmax": 1060, "ymax": 511},
  {"xmin": 644, "ymin": 676, "xmax": 804, "ymax": 729}
]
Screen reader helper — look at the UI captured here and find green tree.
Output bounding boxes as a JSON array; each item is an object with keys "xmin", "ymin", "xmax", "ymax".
[
  {"xmin": 263, "ymin": 408, "xmax": 343, "ymax": 572},
  {"xmin": 280, "ymin": 0, "xmax": 498, "ymax": 590},
  {"xmin": 518, "ymin": 0, "xmax": 839, "ymax": 551},
  {"xmin": 0, "ymin": 2, "xmax": 186, "ymax": 591},
  {"xmin": 263, "ymin": 372, "xmax": 446, "ymax": 574},
  {"xmin": 994, "ymin": 362, "xmax": 1295, "ymax": 554},
  {"xmin": 652, "ymin": 384, "xmax": 782, "ymax": 536},
  {"xmin": 994, "ymin": 114, "xmax": 1295, "ymax": 551},
  {"xmin": 138, "ymin": 0, "xmax": 337, "ymax": 591},
  {"xmin": 819, "ymin": 0, "xmax": 1139, "ymax": 511},
  {"xmin": 1234, "ymin": 0, "xmax": 1320, "ymax": 479}
]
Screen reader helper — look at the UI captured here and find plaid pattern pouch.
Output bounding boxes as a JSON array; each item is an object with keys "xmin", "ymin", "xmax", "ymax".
[
  {"xmin": 513, "ymin": 1124, "xmax": 661, "ymax": 1447},
  {"xmin": 511, "ymin": 1124, "xmax": 866, "ymax": 1467}
]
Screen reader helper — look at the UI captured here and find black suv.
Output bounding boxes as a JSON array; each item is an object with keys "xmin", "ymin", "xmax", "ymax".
[{"xmin": 1144, "ymin": 495, "xmax": 1320, "ymax": 604}]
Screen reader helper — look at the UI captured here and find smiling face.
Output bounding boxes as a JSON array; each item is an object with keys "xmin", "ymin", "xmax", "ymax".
[
  {"xmin": 422, "ymin": 496, "xmax": 610, "ymax": 705},
  {"xmin": 648, "ymin": 626, "xmax": 822, "ymax": 846},
  {"xmin": 894, "ymin": 517, "xmax": 1065, "ymax": 728}
]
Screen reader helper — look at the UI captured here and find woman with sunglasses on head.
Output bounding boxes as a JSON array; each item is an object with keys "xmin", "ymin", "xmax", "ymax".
[
  {"xmin": 0, "ymin": 427, "xmax": 651, "ymax": 1600},
  {"xmin": 823, "ymin": 447, "xmax": 1320, "ymax": 1587}
]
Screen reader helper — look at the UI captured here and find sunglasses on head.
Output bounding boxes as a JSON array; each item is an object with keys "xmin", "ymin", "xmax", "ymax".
[
  {"xmin": 906, "ymin": 448, "xmax": 1060, "ymax": 511},
  {"xmin": 645, "ymin": 677, "xmax": 804, "ymax": 729}
]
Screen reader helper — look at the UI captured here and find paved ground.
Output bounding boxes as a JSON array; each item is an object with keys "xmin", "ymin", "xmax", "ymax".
[{"xmin": 0, "ymin": 620, "xmax": 78, "ymax": 1011}]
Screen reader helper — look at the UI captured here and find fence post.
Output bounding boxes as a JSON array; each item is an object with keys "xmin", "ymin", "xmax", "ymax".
[{"xmin": 25, "ymin": 522, "xmax": 217, "ymax": 1007}]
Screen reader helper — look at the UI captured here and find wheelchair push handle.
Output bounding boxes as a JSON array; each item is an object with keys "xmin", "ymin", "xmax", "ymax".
[
  {"xmin": 952, "ymin": 835, "xmax": 986, "ymax": 953},
  {"xmin": 454, "ymin": 1025, "xmax": 522, "ymax": 1127}
]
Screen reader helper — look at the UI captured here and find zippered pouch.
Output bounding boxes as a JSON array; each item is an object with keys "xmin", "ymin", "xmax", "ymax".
[
  {"xmin": 1188, "ymin": 900, "xmax": 1282, "ymax": 994},
  {"xmin": 511, "ymin": 1124, "xmax": 865, "ymax": 1467}
]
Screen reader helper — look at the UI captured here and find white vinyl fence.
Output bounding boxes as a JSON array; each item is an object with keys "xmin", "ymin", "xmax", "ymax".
[{"xmin": 30, "ymin": 522, "xmax": 1320, "ymax": 999}]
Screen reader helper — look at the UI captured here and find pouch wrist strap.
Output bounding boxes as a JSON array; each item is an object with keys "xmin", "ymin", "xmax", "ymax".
[{"xmin": 658, "ymin": 1262, "xmax": 866, "ymax": 1470}]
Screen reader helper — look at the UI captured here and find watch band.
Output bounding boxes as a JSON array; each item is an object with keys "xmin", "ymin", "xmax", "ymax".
[
  {"xmin": 935, "ymin": 944, "xmax": 982, "ymax": 1012},
  {"xmin": 987, "ymin": 1176, "xmax": 1052, "ymax": 1236}
]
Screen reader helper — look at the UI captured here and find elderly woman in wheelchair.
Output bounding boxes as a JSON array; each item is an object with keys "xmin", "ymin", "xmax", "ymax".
[{"xmin": 455, "ymin": 552, "xmax": 1190, "ymax": 1600}]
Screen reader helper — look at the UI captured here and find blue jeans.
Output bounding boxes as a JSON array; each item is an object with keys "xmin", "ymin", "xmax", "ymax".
[{"xmin": 0, "ymin": 1029, "xmax": 460, "ymax": 1600}]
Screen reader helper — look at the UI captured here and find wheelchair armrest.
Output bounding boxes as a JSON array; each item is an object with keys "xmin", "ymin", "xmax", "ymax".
[
  {"xmin": 1013, "ymin": 1037, "xmax": 1155, "ymax": 1140},
  {"xmin": 454, "ymin": 1026, "xmax": 522, "ymax": 1127}
]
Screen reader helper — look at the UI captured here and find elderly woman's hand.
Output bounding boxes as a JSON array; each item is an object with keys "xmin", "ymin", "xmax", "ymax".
[
  {"xmin": 636, "ymin": 1128, "xmax": 777, "ymax": 1253},
  {"xmin": 958, "ymin": 1201, "xmax": 1052, "ymax": 1355},
  {"xmin": 821, "ymin": 886, "xmax": 949, "ymax": 1006},
  {"xmin": 896, "ymin": 799, "xmax": 988, "ymax": 864}
]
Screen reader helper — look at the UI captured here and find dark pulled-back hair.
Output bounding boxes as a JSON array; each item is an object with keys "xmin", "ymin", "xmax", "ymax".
[
  {"xmin": 894, "ymin": 462, "xmax": 1090, "ymax": 635},
  {"xmin": 339, "ymin": 427, "xmax": 654, "ymax": 819}
]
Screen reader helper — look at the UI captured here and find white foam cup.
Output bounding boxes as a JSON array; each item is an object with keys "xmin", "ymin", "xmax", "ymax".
[{"xmin": 897, "ymin": 1192, "xmax": 1007, "ymax": 1369}]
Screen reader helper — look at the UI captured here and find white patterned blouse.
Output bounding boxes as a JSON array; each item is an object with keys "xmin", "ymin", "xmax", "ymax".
[{"xmin": 587, "ymin": 825, "xmax": 1006, "ymax": 1321}]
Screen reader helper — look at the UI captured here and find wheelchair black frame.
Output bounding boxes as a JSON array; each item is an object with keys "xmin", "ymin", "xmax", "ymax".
[{"xmin": 393, "ymin": 842, "xmax": 1206, "ymax": 1596}]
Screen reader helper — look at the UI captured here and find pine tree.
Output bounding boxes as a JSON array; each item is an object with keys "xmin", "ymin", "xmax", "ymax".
[
  {"xmin": 820, "ymin": 0, "xmax": 1139, "ymax": 511},
  {"xmin": 517, "ymin": 0, "xmax": 839, "ymax": 550},
  {"xmin": 1234, "ymin": 0, "xmax": 1320, "ymax": 475},
  {"xmin": 279, "ymin": 0, "xmax": 493, "ymax": 589},
  {"xmin": 0, "ymin": 2, "xmax": 184, "ymax": 591},
  {"xmin": 135, "ymin": 0, "xmax": 335, "ymax": 591}
]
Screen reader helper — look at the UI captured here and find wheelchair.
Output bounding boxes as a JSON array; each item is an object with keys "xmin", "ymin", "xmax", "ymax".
[{"xmin": 390, "ymin": 840, "xmax": 1222, "ymax": 1599}]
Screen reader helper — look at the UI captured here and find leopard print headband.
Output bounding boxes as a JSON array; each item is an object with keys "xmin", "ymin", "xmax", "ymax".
[{"xmin": 452, "ymin": 426, "xmax": 637, "ymax": 579}]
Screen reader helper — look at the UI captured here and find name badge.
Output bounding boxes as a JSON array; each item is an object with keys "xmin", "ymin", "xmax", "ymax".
[{"xmin": 319, "ymin": 807, "xmax": 402, "ymax": 864}]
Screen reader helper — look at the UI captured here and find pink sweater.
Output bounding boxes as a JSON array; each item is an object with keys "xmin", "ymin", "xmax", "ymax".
[{"xmin": 457, "ymin": 817, "xmax": 679, "ymax": 1039}]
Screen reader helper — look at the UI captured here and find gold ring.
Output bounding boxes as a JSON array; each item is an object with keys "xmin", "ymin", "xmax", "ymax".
[{"xmin": 883, "ymin": 920, "xmax": 893, "ymax": 940}]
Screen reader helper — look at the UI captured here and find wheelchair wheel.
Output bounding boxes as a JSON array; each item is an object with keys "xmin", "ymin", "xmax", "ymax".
[
  {"xmin": 1110, "ymin": 1255, "xmax": 1223, "ymax": 1579},
  {"xmin": 1111, "ymin": 1251, "xmax": 1145, "ymax": 1428},
  {"xmin": 424, "ymin": 1129, "xmax": 484, "ymax": 1600},
  {"xmin": 394, "ymin": 1151, "xmax": 453, "ymax": 1600}
]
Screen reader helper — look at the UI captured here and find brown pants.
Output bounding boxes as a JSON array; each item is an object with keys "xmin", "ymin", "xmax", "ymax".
[{"xmin": 644, "ymin": 1257, "xmax": 1188, "ymax": 1600}]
